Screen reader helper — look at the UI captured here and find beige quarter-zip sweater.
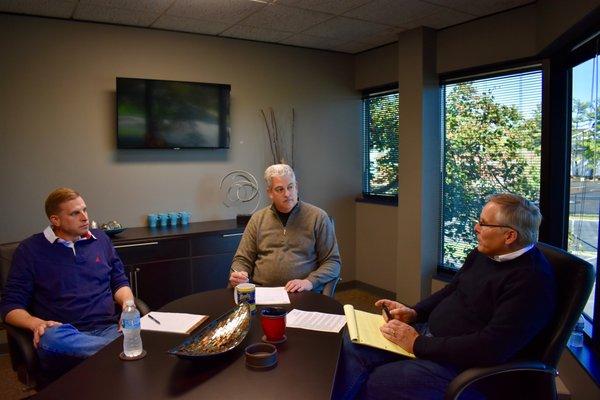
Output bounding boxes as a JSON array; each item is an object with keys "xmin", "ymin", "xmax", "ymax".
[{"xmin": 231, "ymin": 201, "xmax": 341, "ymax": 292}]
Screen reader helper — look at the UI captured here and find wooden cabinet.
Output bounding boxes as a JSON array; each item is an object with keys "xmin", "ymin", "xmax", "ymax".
[{"xmin": 113, "ymin": 220, "xmax": 244, "ymax": 310}]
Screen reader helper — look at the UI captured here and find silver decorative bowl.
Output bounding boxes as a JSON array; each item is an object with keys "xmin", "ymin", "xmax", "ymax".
[
  {"xmin": 168, "ymin": 303, "xmax": 251, "ymax": 359},
  {"xmin": 100, "ymin": 221, "xmax": 125, "ymax": 236}
]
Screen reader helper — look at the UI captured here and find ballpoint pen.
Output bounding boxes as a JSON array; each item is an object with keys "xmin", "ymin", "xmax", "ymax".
[
  {"xmin": 147, "ymin": 314, "xmax": 161, "ymax": 325},
  {"xmin": 382, "ymin": 304, "xmax": 393, "ymax": 321}
]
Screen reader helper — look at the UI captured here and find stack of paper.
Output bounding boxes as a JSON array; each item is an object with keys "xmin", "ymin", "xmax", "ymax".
[
  {"xmin": 140, "ymin": 312, "xmax": 208, "ymax": 334},
  {"xmin": 286, "ymin": 309, "xmax": 346, "ymax": 333},
  {"xmin": 255, "ymin": 287, "xmax": 291, "ymax": 305}
]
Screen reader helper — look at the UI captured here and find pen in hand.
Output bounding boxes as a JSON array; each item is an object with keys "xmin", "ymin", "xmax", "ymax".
[
  {"xmin": 382, "ymin": 304, "xmax": 393, "ymax": 321},
  {"xmin": 148, "ymin": 314, "xmax": 161, "ymax": 325}
]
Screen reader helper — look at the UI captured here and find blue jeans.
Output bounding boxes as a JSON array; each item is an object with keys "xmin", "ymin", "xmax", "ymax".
[
  {"xmin": 332, "ymin": 330, "xmax": 484, "ymax": 400},
  {"xmin": 37, "ymin": 324, "xmax": 121, "ymax": 376}
]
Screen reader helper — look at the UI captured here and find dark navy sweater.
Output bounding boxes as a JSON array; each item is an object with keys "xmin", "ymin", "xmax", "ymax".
[
  {"xmin": 0, "ymin": 229, "xmax": 130, "ymax": 331},
  {"xmin": 413, "ymin": 247, "xmax": 556, "ymax": 368}
]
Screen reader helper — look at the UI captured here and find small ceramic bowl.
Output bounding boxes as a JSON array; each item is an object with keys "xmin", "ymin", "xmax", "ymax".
[{"xmin": 245, "ymin": 343, "xmax": 277, "ymax": 369}]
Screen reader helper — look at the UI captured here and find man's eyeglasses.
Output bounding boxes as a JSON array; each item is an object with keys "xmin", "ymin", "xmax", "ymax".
[{"xmin": 474, "ymin": 219, "xmax": 517, "ymax": 232}]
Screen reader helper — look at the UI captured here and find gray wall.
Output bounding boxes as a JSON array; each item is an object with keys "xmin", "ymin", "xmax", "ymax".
[{"xmin": 0, "ymin": 14, "xmax": 361, "ymax": 280}]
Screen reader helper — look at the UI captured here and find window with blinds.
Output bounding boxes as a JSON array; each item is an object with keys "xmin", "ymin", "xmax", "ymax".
[
  {"xmin": 441, "ymin": 68, "xmax": 542, "ymax": 270},
  {"xmin": 362, "ymin": 88, "xmax": 399, "ymax": 198}
]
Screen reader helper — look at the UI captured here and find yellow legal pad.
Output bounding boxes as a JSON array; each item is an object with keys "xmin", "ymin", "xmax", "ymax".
[{"xmin": 344, "ymin": 304, "xmax": 416, "ymax": 358}]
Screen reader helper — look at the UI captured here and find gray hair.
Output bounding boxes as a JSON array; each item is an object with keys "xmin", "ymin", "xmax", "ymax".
[
  {"xmin": 488, "ymin": 193, "xmax": 541, "ymax": 246},
  {"xmin": 264, "ymin": 164, "xmax": 296, "ymax": 189}
]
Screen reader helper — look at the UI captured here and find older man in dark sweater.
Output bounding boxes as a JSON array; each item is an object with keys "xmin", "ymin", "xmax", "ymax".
[{"xmin": 333, "ymin": 193, "xmax": 556, "ymax": 400}]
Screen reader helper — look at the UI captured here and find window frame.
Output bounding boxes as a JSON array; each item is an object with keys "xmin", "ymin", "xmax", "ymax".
[
  {"xmin": 361, "ymin": 83, "xmax": 399, "ymax": 203},
  {"xmin": 438, "ymin": 60, "xmax": 545, "ymax": 274},
  {"xmin": 565, "ymin": 36, "xmax": 600, "ymax": 351}
]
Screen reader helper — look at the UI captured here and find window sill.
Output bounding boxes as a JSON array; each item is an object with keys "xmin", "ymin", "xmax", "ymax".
[
  {"xmin": 567, "ymin": 341, "xmax": 600, "ymax": 387},
  {"xmin": 355, "ymin": 196, "xmax": 398, "ymax": 206}
]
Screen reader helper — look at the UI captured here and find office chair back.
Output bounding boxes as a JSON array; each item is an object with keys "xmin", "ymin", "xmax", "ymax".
[
  {"xmin": 319, "ymin": 214, "xmax": 341, "ymax": 298},
  {"xmin": 445, "ymin": 242, "xmax": 595, "ymax": 400},
  {"xmin": 523, "ymin": 242, "xmax": 594, "ymax": 367}
]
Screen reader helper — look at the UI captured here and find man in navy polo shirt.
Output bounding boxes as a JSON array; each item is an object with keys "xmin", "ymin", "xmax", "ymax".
[{"xmin": 0, "ymin": 187, "xmax": 134, "ymax": 376}]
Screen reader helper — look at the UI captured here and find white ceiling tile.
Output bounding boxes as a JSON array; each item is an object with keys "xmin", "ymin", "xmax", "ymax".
[
  {"xmin": 0, "ymin": 0, "xmax": 77, "ymax": 18},
  {"xmin": 152, "ymin": 14, "xmax": 229, "ymax": 35},
  {"xmin": 242, "ymin": 4, "xmax": 332, "ymax": 32},
  {"xmin": 425, "ymin": 0, "xmax": 532, "ymax": 17},
  {"xmin": 344, "ymin": 0, "xmax": 442, "ymax": 27},
  {"xmin": 221, "ymin": 24, "xmax": 293, "ymax": 42},
  {"xmin": 279, "ymin": 33, "xmax": 346, "ymax": 50},
  {"xmin": 74, "ymin": 3, "xmax": 158, "ymax": 26},
  {"xmin": 78, "ymin": 0, "xmax": 172, "ymax": 13},
  {"xmin": 332, "ymin": 40, "xmax": 374, "ymax": 54},
  {"xmin": 166, "ymin": 0, "xmax": 264, "ymax": 24},
  {"xmin": 302, "ymin": 16, "xmax": 389, "ymax": 42},
  {"xmin": 277, "ymin": 0, "xmax": 373, "ymax": 15}
]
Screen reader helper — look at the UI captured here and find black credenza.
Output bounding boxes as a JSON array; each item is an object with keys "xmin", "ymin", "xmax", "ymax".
[{"xmin": 111, "ymin": 220, "xmax": 244, "ymax": 310}]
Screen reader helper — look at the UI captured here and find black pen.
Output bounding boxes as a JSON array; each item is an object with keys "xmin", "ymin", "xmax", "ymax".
[
  {"xmin": 148, "ymin": 314, "xmax": 161, "ymax": 325},
  {"xmin": 382, "ymin": 304, "xmax": 393, "ymax": 321}
]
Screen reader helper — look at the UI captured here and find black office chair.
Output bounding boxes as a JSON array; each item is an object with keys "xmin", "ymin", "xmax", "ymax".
[
  {"xmin": 1, "ymin": 241, "xmax": 150, "ymax": 390},
  {"xmin": 321, "ymin": 214, "xmax": 341, "ymax": 298},
  {"xmin": 322, "ymin": 276, "xmax": 341, "ymax": 298},
  {"xmin": 445, "ymin": 242, "xmax": 595, "ymax": 400}
]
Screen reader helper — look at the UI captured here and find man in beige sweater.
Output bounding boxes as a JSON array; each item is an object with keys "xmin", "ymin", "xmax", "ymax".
[{"xmin": 229, "ymin": 164, "xmax": 341, "ymax": 293}]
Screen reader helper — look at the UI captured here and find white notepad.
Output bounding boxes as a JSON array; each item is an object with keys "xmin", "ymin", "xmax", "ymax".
[
  {"xmin": 255, "ymin": 286, "xmax": 291, "ymax": 304},
  {"xmin": 140, "ymin": 312, "xmax": 208, "ymax": 334}
]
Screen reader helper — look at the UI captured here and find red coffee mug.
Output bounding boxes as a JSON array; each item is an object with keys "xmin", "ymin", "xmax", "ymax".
[{"xmin": 260, "ymin": 307, "xmax": 287, "ymax": 343}]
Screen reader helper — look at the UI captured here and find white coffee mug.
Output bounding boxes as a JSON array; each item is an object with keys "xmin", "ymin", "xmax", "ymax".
[{"xmin": 234, "ymin": 283, "xmax": 256, "ymax": 313}]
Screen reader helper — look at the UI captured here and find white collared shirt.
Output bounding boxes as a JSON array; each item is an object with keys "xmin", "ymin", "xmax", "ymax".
[
  {"xmin": 491, "ymin": 243, "xmax": 535, "ymax": 262},
  {"xmin": 43, "ymin": 226, "xmax": 96, "ymax": 255}
]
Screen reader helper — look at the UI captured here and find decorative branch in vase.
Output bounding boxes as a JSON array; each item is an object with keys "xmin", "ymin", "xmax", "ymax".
[{"xmin": 260, "ymin": 107, "xmax": 295, "ymax": 167}]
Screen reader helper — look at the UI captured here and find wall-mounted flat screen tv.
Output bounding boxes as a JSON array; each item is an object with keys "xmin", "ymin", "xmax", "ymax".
[{"xmin": 116, "ymin": 77, "xmax": 230, "ymax": 149}]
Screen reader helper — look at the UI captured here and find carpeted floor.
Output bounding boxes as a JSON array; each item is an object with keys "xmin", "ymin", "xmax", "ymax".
[
  {"xmin": 0, "ymin": 287, "xmax": 384, "ymax": 398},
  {"xmin": 0, "ymin": 353, "xmax": 35, "ymax": 399}
]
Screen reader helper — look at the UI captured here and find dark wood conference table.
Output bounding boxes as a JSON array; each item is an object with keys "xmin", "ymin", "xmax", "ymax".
[{"xmin": 34, "ymin": 289, "xmax": 344, "ymax": 400}]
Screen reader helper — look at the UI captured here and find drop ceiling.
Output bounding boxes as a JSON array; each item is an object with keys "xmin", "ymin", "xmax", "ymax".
[{"xmin": 0, "ymin": 0, "xmax": 535, "ymax": 54}]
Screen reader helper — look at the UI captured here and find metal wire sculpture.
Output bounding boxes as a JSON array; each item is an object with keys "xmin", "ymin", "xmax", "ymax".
[{"xmin": 219, "ymin": 170, "xmax": 261, "ymax": 216}]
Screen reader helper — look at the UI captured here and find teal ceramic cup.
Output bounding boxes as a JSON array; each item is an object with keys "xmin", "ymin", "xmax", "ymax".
[
  {"xmin": 179, "ymin": 211, "xmax": 191, "ymax": 225},
  {"xmin": 168, "ymin": 212, "xmax": 179, "ymax": 226},
  {"xmin": 158, "ymin": 213, "xmax": 168, "ymax": 227},
  {"xmin": 147, "ymin": 213, "xmax": 158, "ymax": 228}
]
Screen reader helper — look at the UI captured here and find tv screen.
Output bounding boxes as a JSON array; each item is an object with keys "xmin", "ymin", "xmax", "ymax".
[{"xmin": 116, "ymin": 77, "xmax": 230, "ymax": 149}]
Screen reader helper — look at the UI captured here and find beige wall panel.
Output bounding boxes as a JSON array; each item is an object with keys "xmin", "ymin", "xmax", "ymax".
[
  {"xmin": 437, "ymin": 5, "xmax": 537, "ymax": 74},
  {"xmin": 354, "ymin": 43, "xmax": 399, "ymax": 90},
  {"xmin": 536, "ymin": 0, "xmax": 600, "ymax": 51},
  {"xmin": 0, "ymin": 15, "xmax": 361, "ymax": 279},
  {"xmin": 355, "ymin": 202, "xmax": 397, "ymax": 291}
]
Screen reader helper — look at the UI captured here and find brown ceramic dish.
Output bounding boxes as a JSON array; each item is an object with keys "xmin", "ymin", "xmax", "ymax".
[{"xmin": 245, "ymin": 343, "xmax": 277, "ymax": 369}]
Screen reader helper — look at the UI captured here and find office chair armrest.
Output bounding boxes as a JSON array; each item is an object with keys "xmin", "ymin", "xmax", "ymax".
[
  {"xmin": 2, "ymin": 322, "xmax": 39, "ymax": 374},
  {"xmin": 322, "ymin": 277, "xmax": 340, "ymax": 298},
  {"xmin": 134, "ymin": 297, "xmax": 150, "ymax": 316},
  {"xmin": 444, "ymin": 361, "xmax": 557, "ymax": 400}
]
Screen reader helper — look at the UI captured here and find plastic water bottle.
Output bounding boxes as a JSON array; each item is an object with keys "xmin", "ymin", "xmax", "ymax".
[
  {"xmin": 122, "ymin": 299, "xmax": 143, "ymax": 357},
  {"xmin": 568, "ymin": 316, "xmax": 585, "ymax": 348}
]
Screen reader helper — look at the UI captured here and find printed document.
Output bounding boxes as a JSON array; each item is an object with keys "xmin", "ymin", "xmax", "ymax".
[
  {"xmin": 344, "ymin": 304, "xmax": 415, "ymax": 358},
  {"xmin": 140, "ymin": 312, "xmax": 208, "ymax": 334},
  {"xmin": 255, "ymin": 286, "xmax": 291, "ymax": 304},
  {"xmin": 286, "ymin": 309, "xmax": 346, "ymax": 333}
]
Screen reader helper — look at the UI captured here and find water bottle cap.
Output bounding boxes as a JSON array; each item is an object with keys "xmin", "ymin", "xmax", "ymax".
[{"xmin": 125, "ymin": 299, "xmax": 134, "ymax": 306}]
